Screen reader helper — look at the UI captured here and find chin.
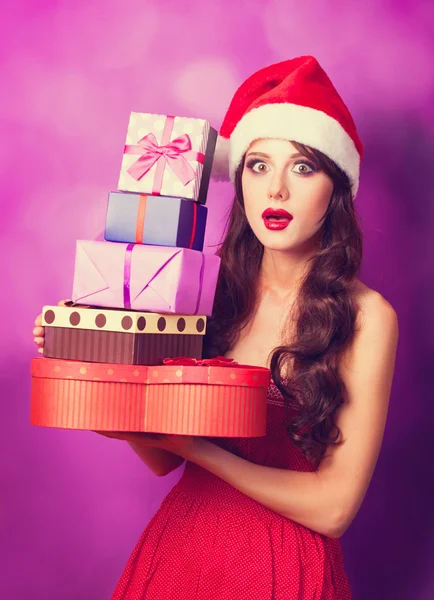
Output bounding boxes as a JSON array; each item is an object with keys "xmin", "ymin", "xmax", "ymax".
[
  {"xmin": 254, "ymin": 224, "xmax": 318, "ymax": 254},
  {"xmin": 263, "ymin": 242, "xmax": 295, "ymax": 252},
  {"xmin": 257, "ymin": 235, "xmax": 295, "ymax": 251}
]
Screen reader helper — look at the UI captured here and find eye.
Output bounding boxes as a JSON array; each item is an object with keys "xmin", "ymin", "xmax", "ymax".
[
  {"xmin": 291, "ymin": 161, "xmax": 316, "ymax": 175},
  {"xmin": 246, "ymin": 159, "xmax": 270, "ymax": 174}
]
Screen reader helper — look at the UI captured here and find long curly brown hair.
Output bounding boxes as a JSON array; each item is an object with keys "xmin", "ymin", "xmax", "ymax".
[{"xmin": 203, "ymin": 141, "xmax": 363, "ymax": 465}]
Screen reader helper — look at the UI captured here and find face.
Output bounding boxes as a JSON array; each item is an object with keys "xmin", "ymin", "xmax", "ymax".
[{"xmin": 241, "ymin": 139, "xmax": 334, "ymax": 253}]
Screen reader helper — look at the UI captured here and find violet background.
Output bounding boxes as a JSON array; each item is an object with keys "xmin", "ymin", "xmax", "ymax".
[{"xmin": 1, "ymin": 1, "xmax": 434, "ymax": 598}]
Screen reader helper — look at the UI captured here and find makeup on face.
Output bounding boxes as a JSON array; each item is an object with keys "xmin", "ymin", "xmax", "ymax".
[
  {"xmin": 245, "ymin": 152, "xmax": 319, "ymax": 176},
  {"xmin": 261, "ymin": 208, "xmax": 293, "ymax": 231},
  {"xmin": 241, "ymin": 140, "xmax": 333, "ymax": 251}
]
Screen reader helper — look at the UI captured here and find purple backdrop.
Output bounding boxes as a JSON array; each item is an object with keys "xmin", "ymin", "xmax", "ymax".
[{"xmin": 2, "ymin": 1, "xmax": 434, "ymax": 598}]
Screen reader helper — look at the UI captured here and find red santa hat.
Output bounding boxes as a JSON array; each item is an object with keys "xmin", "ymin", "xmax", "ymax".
[{"xmin": 212, "ymin": 56, "xmax": 363, "ymax": 198}]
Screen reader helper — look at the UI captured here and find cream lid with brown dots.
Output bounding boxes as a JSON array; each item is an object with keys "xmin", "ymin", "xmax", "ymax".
[{"xmin": 42, "ymin": 305, "xmax": 206, "ymax": 335}]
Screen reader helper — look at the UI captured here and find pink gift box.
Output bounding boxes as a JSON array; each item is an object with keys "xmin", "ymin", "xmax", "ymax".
[
  {"xmin": 71, "ymin": 241, "xmax": 220, "ymax": 316},
  {"xmin": 118, "ymin": 112, "xmax": 217, "ymax": 204}
]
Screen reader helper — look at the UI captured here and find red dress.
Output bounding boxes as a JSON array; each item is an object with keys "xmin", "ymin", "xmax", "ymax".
[{"xmin": 111, "ymin": 382, "xmax": 352, "ymax": 599}]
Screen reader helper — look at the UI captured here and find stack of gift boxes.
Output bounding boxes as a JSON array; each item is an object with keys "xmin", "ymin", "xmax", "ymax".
[
  {"xmin": 42, "ymin": 112, "xmax": 220, "ymax": 366},
  {"xmin": 30, "ymin": 112, "xmax": 270, "ymax": 438}
]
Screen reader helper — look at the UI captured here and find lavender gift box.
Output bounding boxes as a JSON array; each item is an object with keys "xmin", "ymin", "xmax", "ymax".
[
  {"xmin": 118, "ymin": 112, "xmax": 217, "ymax": 204},
  {"xmin": 71, "ymin": 240, "xmax": 220, "ymax": 316},
  {"xmin": 104, "ymin": 191, "xmax": 207, "ymax": 251}
]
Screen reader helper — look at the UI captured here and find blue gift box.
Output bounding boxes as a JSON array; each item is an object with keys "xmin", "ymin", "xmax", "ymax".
[{"xmin": 104, "ymin": 192, "xmax": 208, "ymax": 251}]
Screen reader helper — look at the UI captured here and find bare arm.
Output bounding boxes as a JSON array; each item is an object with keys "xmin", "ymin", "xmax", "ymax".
[
  {"xmin": 183, "ymin": 295, "xmax": 399, "ymax": 538},
  {"xmin": 127, "ymin": 441, "xmax": 185, "ymax": 477}
]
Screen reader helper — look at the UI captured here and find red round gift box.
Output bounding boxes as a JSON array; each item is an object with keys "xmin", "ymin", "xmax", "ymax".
[{"xmin": 30, "ymin": 357, "xmax": 270, "ymax": 437}]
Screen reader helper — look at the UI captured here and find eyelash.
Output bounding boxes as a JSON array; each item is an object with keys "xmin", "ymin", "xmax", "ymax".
[{"xmin": 245, "ymin": 159, "xmax": 318, "ymax": 175}]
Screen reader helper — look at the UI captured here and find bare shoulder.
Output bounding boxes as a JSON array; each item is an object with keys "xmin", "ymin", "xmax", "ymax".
[
  {"xmin": 350, "ymin": 279, "xmax": 398, "ymax": 332},
  {"xmin": 338, "ymin": 279, "xmax": 399, "ymax": 374}
]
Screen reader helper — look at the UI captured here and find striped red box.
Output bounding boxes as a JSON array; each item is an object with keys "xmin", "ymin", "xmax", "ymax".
[{"xmin": 30, "ymin": 357, "xmax": 270, "ymax": 437}]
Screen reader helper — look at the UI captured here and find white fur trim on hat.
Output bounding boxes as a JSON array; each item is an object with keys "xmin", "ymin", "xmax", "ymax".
[{"xmin": 229, "ymin": 103, "xmax": 361, "ymax": 197}]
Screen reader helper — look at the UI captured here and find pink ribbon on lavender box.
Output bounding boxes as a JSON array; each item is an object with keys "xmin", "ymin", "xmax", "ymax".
[{"xmin": 123, "ymin": 115, "xmax": 205, "ymax": 196}]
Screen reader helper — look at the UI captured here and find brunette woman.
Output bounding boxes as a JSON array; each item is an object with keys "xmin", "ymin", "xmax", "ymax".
[{"xmin": 33, "ymin": 56, "xmax": 399, "ymax": 599}]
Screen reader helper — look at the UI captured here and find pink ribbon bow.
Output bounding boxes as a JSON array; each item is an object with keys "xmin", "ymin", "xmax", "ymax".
[{"xmin": 124, "ymin": 132, "xmax": 201, "ymax": 192}]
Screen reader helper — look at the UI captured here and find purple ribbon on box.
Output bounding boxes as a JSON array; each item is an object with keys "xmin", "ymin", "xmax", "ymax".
[
  {"xmin": 122, "ymin": 245, "xmax": 206, "ymax": 314},
  {"xmin": 123, "ymin": 244, "xmax": 134, "ymax": 309}
]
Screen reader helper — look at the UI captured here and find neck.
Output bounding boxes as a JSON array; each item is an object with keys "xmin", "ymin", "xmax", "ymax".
[{"xmin": 258, "ymin": 246, "xmax": 316, "ymax": 301}]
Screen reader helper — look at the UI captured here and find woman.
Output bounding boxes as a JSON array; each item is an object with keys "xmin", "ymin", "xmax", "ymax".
[{"xmin": 33, "ymin": 56, "xmax": 399, "ymax": 599}]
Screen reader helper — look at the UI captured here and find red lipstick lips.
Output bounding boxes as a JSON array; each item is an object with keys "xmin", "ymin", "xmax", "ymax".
[{"xmin": 262, "ymin": 208, "xmax": 293, "ymax": 231}]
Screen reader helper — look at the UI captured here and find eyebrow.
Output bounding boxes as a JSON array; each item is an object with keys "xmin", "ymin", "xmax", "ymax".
[{"xmin": 245, "ymin": 151, "xmax": 307, "ymax": 160}]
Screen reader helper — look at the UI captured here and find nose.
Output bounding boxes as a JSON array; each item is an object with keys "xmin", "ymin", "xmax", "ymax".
[{"xmin": 267, "ymin": 171, "xmax": 289, "ymax": 202}]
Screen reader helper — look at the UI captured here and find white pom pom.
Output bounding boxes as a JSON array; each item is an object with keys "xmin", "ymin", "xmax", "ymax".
[{"xmin": 210, "ymin": 135, "xmax": 230, "ymax": 181}]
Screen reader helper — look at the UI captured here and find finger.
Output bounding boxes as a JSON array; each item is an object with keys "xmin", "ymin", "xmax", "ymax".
[
  {"xmin": 146, "ymin": 433, "xmax": 167, "ymax": 440},
  {"xmin": 33, "ymin": 326, "xmax": 44, "ymax": 336},
  {"xmin": 119, "ymin": 432, "xmax": 148, "ymax": 443},
  {"xmin": 134, "ymin": 432, "xmax": 167, "ymax": 441},
  {"xmin": 93, "ymin": 431, "xmax": 118, "ymax": 438},
  {"xmin": 94, "ymin": 430, "xmax": 167, "ymax": 444},
  {"xmin": 34, "ymin": 336, "xmax": 45, "ymax": 348},
  {"xmin": 58, "ymin": 299, "xmax": 71, "ymax": 307},
  {"xmin": 117, "ymin": 432, "xmax": 167, "ymax": 445},
  {"xmin": 93, "ymin": 431, "xmax": 128, "ymax": 441},
  {"xmin": 38, "ymin": 347, "xmax": 44, "ymax": 354},
  {"xmin": 34, "ymin": 314, "xmax": 42, "ymax": 327}
]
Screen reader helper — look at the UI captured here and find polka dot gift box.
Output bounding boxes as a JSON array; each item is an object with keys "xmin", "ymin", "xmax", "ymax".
[
  {"xmin": 42, "ymin": 303, "xmax": 206, "ymax": 365},
  {"xmin": 30, "ymin": 357, "xmax": 270, "ymax": 437},
  {"xmin": 118, "ymin": 112, "xmax": 217, "ymax": 204}
]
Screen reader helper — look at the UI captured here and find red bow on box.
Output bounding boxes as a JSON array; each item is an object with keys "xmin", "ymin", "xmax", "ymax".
[
  {"xmin": 163, "ymin": 356, "xmax": 237, "ymax": 367},
  {"xmin": 162, "ymin": 357, "xmax": 271, "ymax": 372}
]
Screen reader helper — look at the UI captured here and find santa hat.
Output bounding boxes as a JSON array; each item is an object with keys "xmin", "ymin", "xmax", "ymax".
[{"xmin": 212, "ymin": 56, "xmax": 363, "ymax": 198}]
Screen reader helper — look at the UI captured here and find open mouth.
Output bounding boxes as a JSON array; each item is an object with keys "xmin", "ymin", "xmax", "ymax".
[
  {"xmin": 262, "ymin": 208, "xmax": 293, "ymax": 220},
  {"xmin": 262, "ymin": 208, "xmax": 293, "ymax": 230},
  {"xmin": 264, "ymin": 215, "xmax": 289, "ymax": 221}
]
